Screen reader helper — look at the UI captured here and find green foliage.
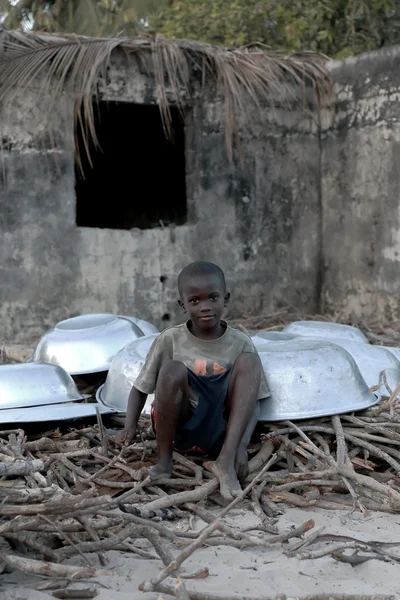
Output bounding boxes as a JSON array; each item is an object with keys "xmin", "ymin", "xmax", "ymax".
[
  {"xmin": 2, "ymin": 0, "xmax": 400, "ymax": 57},
  {"xmin": 152, "ymin": 0, "xmax": 400, "ymax": 58},
  {"xmin": 0, "ymin": 0, "xmax": 170, "ymax": 36}
]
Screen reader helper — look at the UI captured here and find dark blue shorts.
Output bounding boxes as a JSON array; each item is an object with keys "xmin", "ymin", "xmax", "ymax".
[{"xmin": 151, "ymin": 367, "xmax": 231, "ymax": 456}]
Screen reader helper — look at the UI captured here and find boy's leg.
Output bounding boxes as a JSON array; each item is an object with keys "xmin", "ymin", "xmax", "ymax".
[
  {"xmin": 150, "ymin": 360, "xmax": 192, "ymax": 479},
  {"xmin": 212, "ymin": 353, "xmax": 261, "ymax": 500},
  {"xmin": 235, "ymin": 401, "xmax": 260, "ymax": 481}
]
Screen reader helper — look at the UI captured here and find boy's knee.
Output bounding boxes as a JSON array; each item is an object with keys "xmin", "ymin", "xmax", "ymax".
[
  {"xmin": 158, "ymin": 360, "xmax": 187, "ymax": 384},
  {"xmin": 234, "ymin": 352, "xmax": 261, "ymax": 375}
]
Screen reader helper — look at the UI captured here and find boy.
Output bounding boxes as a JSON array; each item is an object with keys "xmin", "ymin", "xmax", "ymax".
[{"xmin": 116, "ymin": 261, "xmax": 269, "ymax": 500}]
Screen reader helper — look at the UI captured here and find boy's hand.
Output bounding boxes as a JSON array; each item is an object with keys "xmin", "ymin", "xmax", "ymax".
[{"xmin": 115, "ymin": 426, "xmax": 137, "ymax": 446}]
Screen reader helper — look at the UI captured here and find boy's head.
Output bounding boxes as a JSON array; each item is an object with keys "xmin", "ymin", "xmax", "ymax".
[{"xmin": 177, "ymin": 262, "xmax": 230, "ymax": 331}]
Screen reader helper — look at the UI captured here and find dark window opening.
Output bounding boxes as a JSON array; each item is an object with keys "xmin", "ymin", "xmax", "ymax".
[{"xmin": 75, "ymin": 102, "xmax": 187, "ymax": 230}]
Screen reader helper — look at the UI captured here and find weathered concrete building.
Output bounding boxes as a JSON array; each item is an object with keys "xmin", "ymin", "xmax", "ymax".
[
  {"xmin": 322, "ymin": 46, "xmax": 400, "ymax": 322},
  {"xmin": 0, "ymin": 32, "xmax": 327, "ymax": 340},
  {"xmin": 2, "ymin": 32, "xmax": 399, "ymax": 341}
]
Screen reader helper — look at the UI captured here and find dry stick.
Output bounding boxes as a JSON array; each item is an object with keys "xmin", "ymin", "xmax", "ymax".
[
  {"xmin": 95, "ymin": 406, "xmax": 108, "ymax": 457},
  {"xmin": 299, "ymin": 541, "xmax": 372, "ymax": 560},
  {"xmin": 0, "ymin": 553, "xmax": 113, "ymax": 579},
  {"xmin": 388, "ymin": 381, "xmax": 400, "ymax": 416},
  {"xmin": 0, "ymin": 485, "xmax": 59, "ymax": 503},
  {"xmin": 116, "ymin": 475, "xmax": 152, "ymax": 503},
  {"xmin": 184, "ymin": 503, "xmax": 272, "ymax": 546},
  {"xmin": 154, "ymin": 585, "xmax": 397, "ymax": 600},
  {"xmin": 339, "ymin": 465, "xmax": 400, "ymax": 508},
  {"xmin": 284, "ymin": 526, "xmax": 326, "ymax": 556},
  {"xmin": 56, "ymin": 523, "xmax": 174, "ymax": 566},
  {"xmin": 0, "ymin": 459, "xmax": 44, "ymax": 476},
  {"xmin": 271, "ymin": 479, "xmax": 346, "ymax": 493},
  {"xmin": 332, "ymin": 416, "xmax": 366, "ymax": 514},
  {"xmin": 250, "ymin": 487, "xmax": 278, "ymax": 534},
  {"xmin": 140, "ymin": 455, "xmax": 278, "ymax": 592},
  {"xmin": 174, "ymin": 576, "xmax": 191, "ymax": 600},
  {"xmin": 138, "ymin": 478, "xmax": 219, "ymax": 512},
  {"xmin": 39, "ymin": 515, "xmax": 92, "ymax": 566},
  {"xmin": 3, "ymin": 532, "xmax": 59, "ymax": 562},
  {"xmin": 78, "ymin": 517, "xmax": 107, "ymax": 567},
  {"xmin": 0, "ymin": 494, "xmax": 113, "ymax": 516},
  {"xmin": 102, "ymin": 510, "xmax": 178, "ymax": 542},
  {"xmin": 3, "ymin": 517, "xmax": 123, "ymax": 535},
  {"xmin": 332, "ymin": 416, "xmax": 346, "ymax": 467},
  {"xmin": 248, "ymin": 440, "xmax": 274, "ymax": 474},
  {"xmin": 312, "ymin": 433, "xmax": 330, "ymax": 455},
  {"xmin": 273, "ymin": 421, "xmax": 400, "ymax": 473},
  {"xmin": 173, "ymin": 452, "xmax": 203, "ymax": 483}
]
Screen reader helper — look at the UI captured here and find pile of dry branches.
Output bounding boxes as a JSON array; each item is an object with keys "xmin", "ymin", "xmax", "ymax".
[{"xmin": 1, "ymin": 398, "xmax": 400, "ymax": 599}]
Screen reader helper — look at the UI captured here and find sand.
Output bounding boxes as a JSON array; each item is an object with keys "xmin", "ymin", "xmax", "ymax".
[{"xmin": 1, "ymin": 504, "xmax": 400, "ymax": 599}]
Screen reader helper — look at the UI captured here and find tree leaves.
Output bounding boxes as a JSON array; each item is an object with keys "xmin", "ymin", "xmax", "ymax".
[
  {"xmin": 2, "ymin": 0, "xmax": 400, "ymax": 57},
  {"xmin": 152, "ymin": 0, "xmax": 400, "ymax": 58}
]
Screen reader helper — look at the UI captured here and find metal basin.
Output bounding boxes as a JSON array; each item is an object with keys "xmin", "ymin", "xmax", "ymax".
[
  {"xmin": 31, "ymin": 314, "xmax": 144, "ymax": 375},
  {"xmin": 0, "ymin": 362, "xmax": 87, "ymax": 410},
  {"xmin": 307, "ymin": 338, "xmax": 400, "ymax": 393},
  {"xmin": 258, "ymin": 339, "xmax": 379, "ymax": 421},
  {"xmin": 284, "ymin": 321, "xmax": 369, "ymax": 343},
  {"xmin": 97, "ymin": 334, "xmax": 158, "ymax": 414},
  {"xmin": 252, "ymin": 331, "xmax": 299, "ymax": 350},
  {"xmin": 0, "ymin": 402, "xmax": 114, "ymax": 424},
  {"xmin": 119, "ymin": 316, "xmax": 159, "ymax": 336},
  {"xmin": 384, "ymin": 346, "xmax": 400, "ymax": 362}
]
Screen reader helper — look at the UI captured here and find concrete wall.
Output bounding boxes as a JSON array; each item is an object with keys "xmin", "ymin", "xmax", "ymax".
[
  {"xmin": 0, "ymin": 51, "xmax": 321, "ymax": 340},
  {"xmin": 322, "ymin": 47, "xmax": 400, "ymax": 321}
]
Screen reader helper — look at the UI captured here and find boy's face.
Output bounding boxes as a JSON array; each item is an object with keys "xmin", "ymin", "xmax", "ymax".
[{"xmin": 178, "ymin": 274, "xmax": 230, "ymax": 332}]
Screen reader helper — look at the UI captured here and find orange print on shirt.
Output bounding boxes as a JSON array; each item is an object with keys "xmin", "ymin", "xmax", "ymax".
[
  {"xmin": 193, "ymin": 360, "xmax": 226, "ymax": 376},
  {"xmin": 193, "ymin": 360, "xmax": 207, "ymax": 376}
]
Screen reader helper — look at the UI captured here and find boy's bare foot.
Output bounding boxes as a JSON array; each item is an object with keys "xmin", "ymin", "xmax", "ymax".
[
  {"xmin": 210, "ymin": 460, "xmax": 242, "ymax": 501},
  {"xmin": 147, "ymin": 459, "xmax": 173, "ymax": 480}
]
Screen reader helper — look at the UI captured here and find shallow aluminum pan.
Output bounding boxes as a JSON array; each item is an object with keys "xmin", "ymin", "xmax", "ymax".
[
  {"xmin": 284, "ymin": 321, "xmax": 369, "ymax": 343},
  {"xmin": 252, "ymin": 331, "xmax": 299, "ymax": 350},
  {"xmin": 30, "ymin": 314, "xmax": 144, "ymax": 375},
  {"xmin": 306, "ymin": 338, "xmax": 400, "ymax": 393},
  {"xmin": 0, "ymin": 362, "xmax": 87, "ymax": 410},
  {"xmin": 258, "ymin": 339, "xmax": 379, "ymax": 422},
  {"xmin": 384, "ymin": 346, "xmax": 400, "ymax": 362},
  {"xmin": 0, "ymin": 401, "xmax": 115, "ymax": 424},
  {"xmin": 96, "ymin": 334, "xmax": 159, "ymax": 414},
  {"xmin": 119, "ymin": 316, "xmax": 159, "ymax": 336}
]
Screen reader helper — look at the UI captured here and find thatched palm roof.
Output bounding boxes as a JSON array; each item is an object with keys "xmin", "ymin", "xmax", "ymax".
[{"xmin": 0, "ymin": 30, "xmax": 332, "ymax": 160}]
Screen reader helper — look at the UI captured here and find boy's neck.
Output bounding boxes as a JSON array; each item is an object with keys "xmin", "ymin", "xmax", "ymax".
[{"xmin": 187, "ymin": 319, "xmax": 226, "ymax": 341}]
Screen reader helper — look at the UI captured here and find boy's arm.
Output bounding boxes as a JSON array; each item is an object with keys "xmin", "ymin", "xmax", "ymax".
[{"xmin": 115, "ymin": 386, "xmax": 147, "ymax": 446}]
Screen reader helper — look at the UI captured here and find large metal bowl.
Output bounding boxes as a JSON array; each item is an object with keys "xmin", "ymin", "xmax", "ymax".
[
  {"xmin": 252, "ymin": 331, "xmax": 299, "ymax": 350},
  {"xmin": 384, "ymin": 346, "xmax": 400, "ymax": 362},
  {"xmin": 308, "ymin": 338, "xmax": 400, "ymax": 392},
  {"xmin": 258, "ymin": 339, "xmax": 379, "ymax": 421},
  {"xmin": 0, "ymin": 401, "xmax": 114, "ymax": 424},
  {"xmin": 0, "ymin": 362, "xmax": 87, "ymax": 410},
  {"xmin": 30, "ymin": 314, "xmax": 144, "ymax": 375},
  {"xmin": 284, "ymin": 321, "xmax": 369, "ymax": 343},
  {"xmin": 97, "ymin": 334, "xmax": 158, "ymax": 414},
  {"xmin": 119, "ymin": 316, "xmax": 159, "ymax": 336}
]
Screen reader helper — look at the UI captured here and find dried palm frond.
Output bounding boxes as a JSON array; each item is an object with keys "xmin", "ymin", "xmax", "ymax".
[{"xmin": 0, "ymin": 30, "xmax": 332, "ymax": 163}]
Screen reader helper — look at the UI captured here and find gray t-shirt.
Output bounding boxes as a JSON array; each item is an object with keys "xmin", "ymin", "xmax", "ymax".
[{"xmin": 134, "ymin": 321, "xmax": 270, "ymax": 400}]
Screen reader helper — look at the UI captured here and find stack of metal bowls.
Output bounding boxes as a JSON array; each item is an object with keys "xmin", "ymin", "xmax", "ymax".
[
  {"xmin": 97, "ymin": 334, "xmax": 159, "ymax": 414},
  {"xmin": 258, "ymin": 339, "xmax": 379, "ymax": 421}
]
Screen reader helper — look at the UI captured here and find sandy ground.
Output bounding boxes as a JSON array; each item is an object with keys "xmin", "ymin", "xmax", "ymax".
[{"xmin": 1, "ymin": 504, "xmax": 400, "ymax": 599}]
